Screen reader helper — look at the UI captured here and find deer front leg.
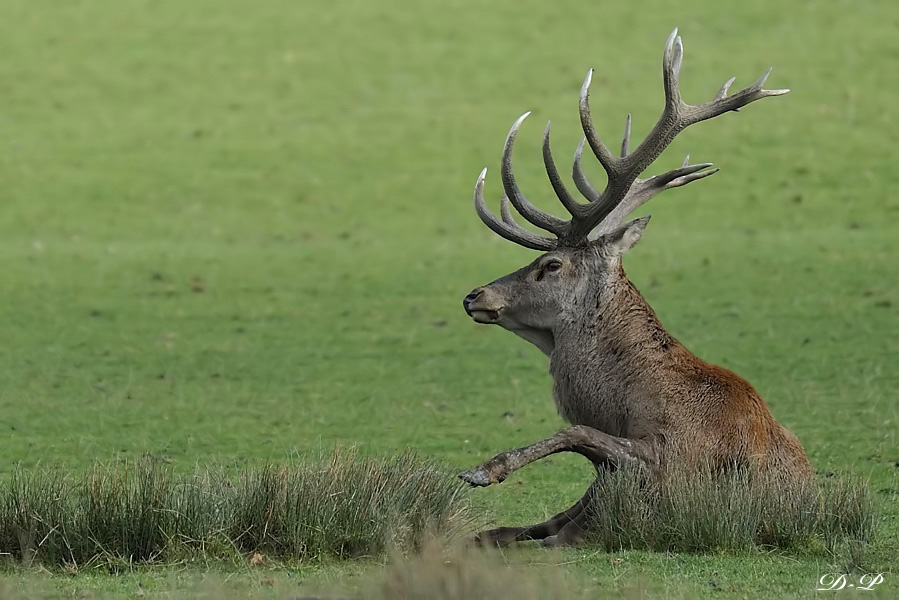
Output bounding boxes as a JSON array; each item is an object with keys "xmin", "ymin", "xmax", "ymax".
[{"xmin": 459, "ymin": 425, "xmax": 657, "ymax": 487}]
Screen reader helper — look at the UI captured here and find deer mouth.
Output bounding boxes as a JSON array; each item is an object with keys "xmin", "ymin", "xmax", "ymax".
[{"xmin": 469, "ymin": 308, "xmax": 502, "ymax": 324}]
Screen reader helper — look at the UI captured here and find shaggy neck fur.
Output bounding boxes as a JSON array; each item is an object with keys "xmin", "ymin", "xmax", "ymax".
[{"xmin": 546, "ymin": 265, "xmax": 680, "ymax": 434}]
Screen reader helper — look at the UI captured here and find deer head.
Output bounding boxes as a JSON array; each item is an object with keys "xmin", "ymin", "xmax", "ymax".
[{"xmin": 463, "ymin": 29, "xmax": 788, "ymax": 352}]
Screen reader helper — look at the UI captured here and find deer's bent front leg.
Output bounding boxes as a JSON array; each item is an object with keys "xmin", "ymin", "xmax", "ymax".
[{"xmin": 459, "ymin": 425, "xmax": 657, "ymax": 487}]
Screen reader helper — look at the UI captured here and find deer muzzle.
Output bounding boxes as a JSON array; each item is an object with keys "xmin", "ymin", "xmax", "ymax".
[{"xmin": 463, "ymin": 287, "xmax": 503, "ymax": 324}]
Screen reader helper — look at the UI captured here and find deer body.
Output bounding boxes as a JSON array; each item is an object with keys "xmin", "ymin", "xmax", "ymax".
[
  {"xmin": 458, "ymin": 30, "xmax": 811, "ymax": 547},
  {"xmin": 549, "ymin": 271, "xmax": 809, "ymax": 475}
]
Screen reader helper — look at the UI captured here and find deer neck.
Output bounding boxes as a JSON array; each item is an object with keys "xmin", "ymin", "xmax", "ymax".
[
  {"xmin": 543, "ymin": 269, "xmax": 678, "ymax": 430},
  {"xmin": 550, "ymin": 268, "xmax": 678, "ymax": 391}
]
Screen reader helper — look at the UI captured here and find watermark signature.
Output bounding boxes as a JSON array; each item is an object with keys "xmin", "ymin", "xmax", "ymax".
[{"xmin": 817, "ymin": 573, "xmax": 885, "ymax": 591}]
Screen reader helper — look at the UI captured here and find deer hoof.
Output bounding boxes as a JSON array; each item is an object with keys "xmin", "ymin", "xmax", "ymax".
[{"xmin": 458, "ymin": 466, "xmax": 493, "ymax": 487}]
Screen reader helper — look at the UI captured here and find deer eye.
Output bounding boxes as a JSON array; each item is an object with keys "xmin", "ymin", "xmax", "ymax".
[{"xmin": 545, "ymin": 260, "xmax": 562, "ymax": 273}]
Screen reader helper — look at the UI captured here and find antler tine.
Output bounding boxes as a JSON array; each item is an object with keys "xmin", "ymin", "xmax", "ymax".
[
  {"xmin": 542, "ymin": 121, "xmax": 587, "ymax": 217},
  {"xmin": 753, "ymin": 67, "xmax": 772, "ymax": 89},
  {"xmin": 621, "ymin": 114, "xmax": 632, "ymax": 158},
  {"xmin": 714, "ymin": 77, "xmax": 736, "ymax": 101},
  {"xmin": 501, "ymin": 112, "xmax": 569, "ymax": 236},
  {"xmin": 572, "ymin": 138, "xmax": 602, "ymax": 202},
  {"xmin": 666, "ymin": 164, "xmax": 719, "ymax": 188},
  {"xmin": 685, "ymin": 66, "xmax": 789, "ymax": 125},
  {"xmin": 473, "ymin": 168, "xmax": 556, "ymax": 251},
  {"xmin": 662, "ymin": 28, "xmax": 685, "ymax": 108},
  {"xmin": 499, "ymin": 194, "xmax": 516, "ymax": 226},
  {"xmin": 591, "ymin": 161, "xmax": 719, "ymax": 238},
  {"xmin": 578, "ymin": 69, "xmax": 620, "ymax": 177}
]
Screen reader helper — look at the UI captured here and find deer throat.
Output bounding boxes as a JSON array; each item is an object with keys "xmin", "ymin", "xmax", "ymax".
[{"xmin": 508, "ymin": 326, "xmax": 555, "ymax": 356}]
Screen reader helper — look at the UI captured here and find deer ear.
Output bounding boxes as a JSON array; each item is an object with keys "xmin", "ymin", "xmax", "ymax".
[{"xmin": 605, "ymin": 216, "xmax": 651, "ymax": 256}]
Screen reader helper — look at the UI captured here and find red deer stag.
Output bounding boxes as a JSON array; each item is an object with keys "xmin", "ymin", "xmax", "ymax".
[{"xmin": 459, "ymin": 29, "xmax": 812, "ymax": 547}]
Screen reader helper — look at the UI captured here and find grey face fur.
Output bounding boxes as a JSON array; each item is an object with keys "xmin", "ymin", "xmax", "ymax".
[{"xmin": 463, "ymin": 217, "xmax": 649, "ymax": 354}]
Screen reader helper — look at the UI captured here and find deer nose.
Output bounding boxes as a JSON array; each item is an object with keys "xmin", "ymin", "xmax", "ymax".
[{"xmin": 462, "ymin": 288, "xmax": 484, "ymax": 315}]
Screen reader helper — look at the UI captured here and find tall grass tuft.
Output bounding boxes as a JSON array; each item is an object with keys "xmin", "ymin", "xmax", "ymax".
[
  {"xmin": 228, "ymin": 449, "xmax": 471, "ymax": 560},
  {"xmin": 0, "ymin": 450, "xmax": 474, "ymax": 569},
  {"xmin": 587, "ymin": 461, "xmax": 876, "ymax": 556}
]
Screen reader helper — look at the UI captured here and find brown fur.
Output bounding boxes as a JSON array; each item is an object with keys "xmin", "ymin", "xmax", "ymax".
[{"xmin": 549, "ymin": 264, "xmax": 811, "ymax": 479}]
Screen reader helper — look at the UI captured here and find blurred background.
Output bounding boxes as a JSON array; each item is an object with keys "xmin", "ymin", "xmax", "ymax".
[{"xmin": 0, "ymin": 0, "xmax": 894, "ymax": 526}]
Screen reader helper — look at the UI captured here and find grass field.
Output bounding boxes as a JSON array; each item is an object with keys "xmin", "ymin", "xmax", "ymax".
[{"xmin": 0, "ymin": 0, "xmax": 896, "ymax": 597}]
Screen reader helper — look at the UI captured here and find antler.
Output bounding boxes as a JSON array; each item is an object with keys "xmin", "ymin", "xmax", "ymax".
[{"xmin": 473, "ymin": 28, "xmax": 789, "ymax": 249}]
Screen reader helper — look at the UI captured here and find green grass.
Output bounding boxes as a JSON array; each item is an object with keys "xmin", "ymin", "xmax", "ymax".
[
  {"xmin": 0, "ymin": 457, "xmax": 871, "ymax": 572},
  {"xmin": 0, "ymin": 452, "xmax": 473, "ymax": 569},
  {"xmin": 0, "ymin": 0, "xmax": 896, "ymax": 597}
]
